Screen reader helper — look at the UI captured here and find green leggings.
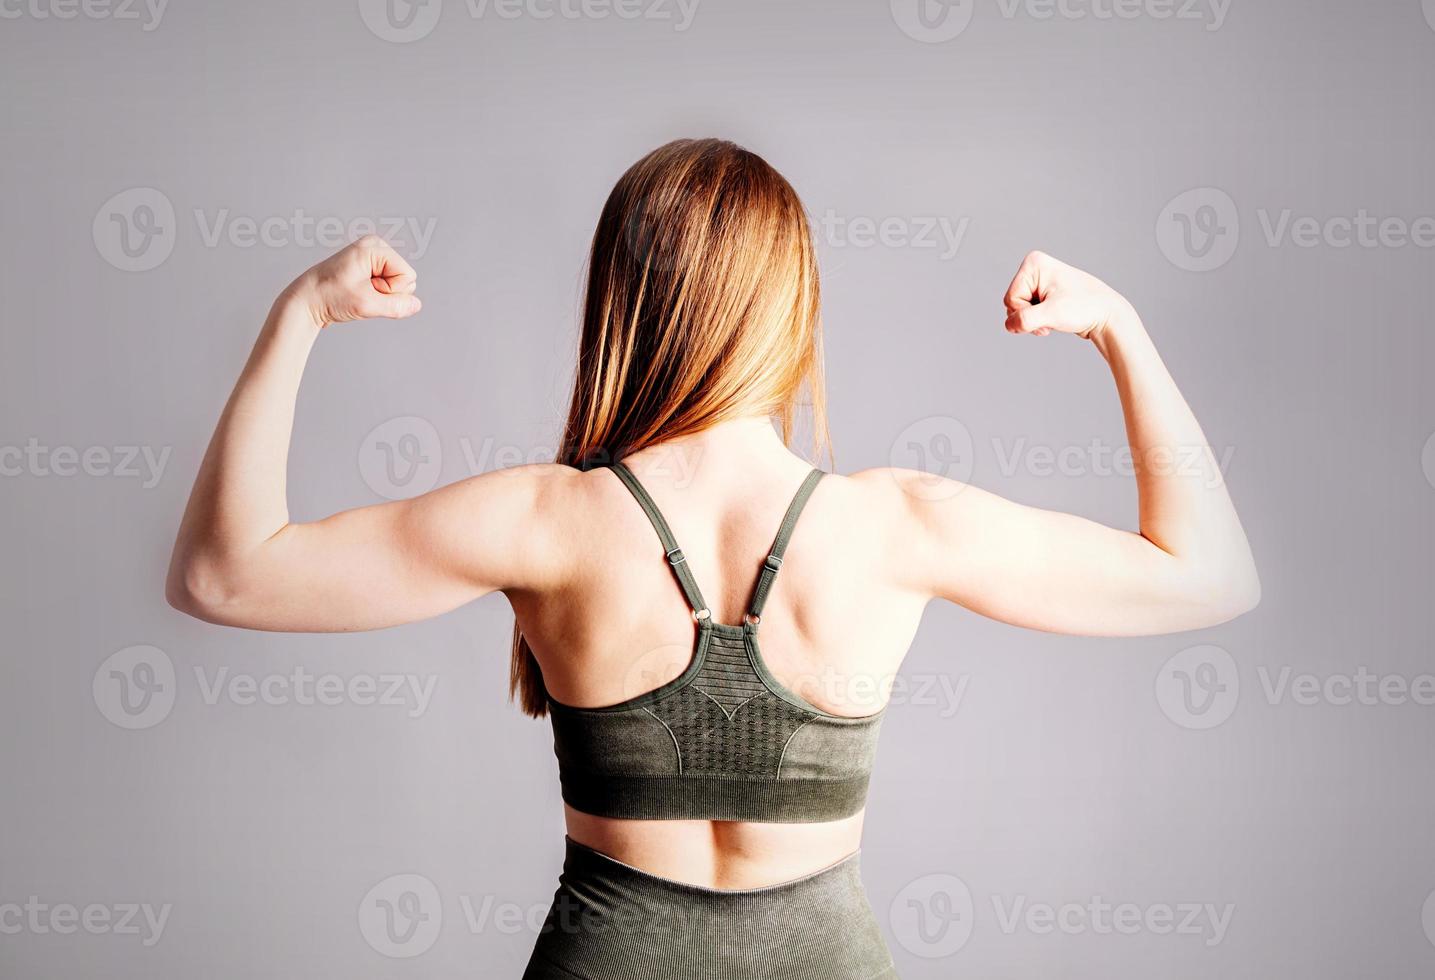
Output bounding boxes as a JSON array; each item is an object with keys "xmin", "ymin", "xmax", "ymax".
[{"xmin": 522, "ymin": 838, "xmax": 899, "ymax": 979}]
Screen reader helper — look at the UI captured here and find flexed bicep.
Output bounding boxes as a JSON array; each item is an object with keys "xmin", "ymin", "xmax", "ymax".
[
  {"xmin": 898, "ymin": 475, "xmax": 1236, "ymax": 636},
  {"xmin": 169, "ymin": 464, "xmax": 573, "ymax": 633},
  {"xmin": 876, "ymin": 250, "xmax": 1258, "ymax": 637},
  {"xmin": 165, "ymin": 236, "xmax": 577, "ymax": 633}
]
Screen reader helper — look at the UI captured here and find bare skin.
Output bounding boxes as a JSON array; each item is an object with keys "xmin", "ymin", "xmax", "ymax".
[{"xmin": 167, "ymin": 237, "xmax": 1260, "ymax": 889}]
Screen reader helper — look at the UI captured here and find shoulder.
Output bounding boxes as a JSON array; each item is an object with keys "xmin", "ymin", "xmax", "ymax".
[
  {"xmin": 840, "ymin": 467, "xmax": 999, "ymax": 523},
  {"xmin": 805, "ymin": 468, "xmax": 936, "ymax": 554},
  {"xmin": 423, "ymin": 462, "xmax": 637, "ymax": 535},
  {"xmin": 830, "ymin": 467, "xmax": 973, "ymax": 520},
  {"xmin": 405, "ymin": 463, "xmax": 620, "ymax": 592},
  {"xmin": 415, "ymin": 462, "xmax": 581, "ymax": 516},
  {"xmin": 830, "ymin": 467, "xmax": 994, "ymax": 591}
]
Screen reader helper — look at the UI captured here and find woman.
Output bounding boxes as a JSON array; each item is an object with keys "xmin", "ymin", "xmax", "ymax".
[{"xmin": 167, "ymin": 138, "xmax": 1259, "ymax": 978}]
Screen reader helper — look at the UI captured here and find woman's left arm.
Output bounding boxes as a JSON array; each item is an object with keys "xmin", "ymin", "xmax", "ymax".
[
  {"xmin": 876, "ymin": 251, "xmax": 1260, "ymax": 637},
  {"xmin": 166, "ymin": 237, "xmax": 566, "ymax": 632}
]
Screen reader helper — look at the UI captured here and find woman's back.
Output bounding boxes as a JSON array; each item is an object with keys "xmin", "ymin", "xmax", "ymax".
[
  {"xmin": 512, "ymin": 422, "xmax": 927, "ymax": 887},
  {"xmin": 522, "ymin": 429, "xmax": 921, "ymax": 715}
]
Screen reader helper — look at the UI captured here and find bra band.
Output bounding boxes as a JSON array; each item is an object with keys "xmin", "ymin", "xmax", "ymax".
[{"xmin": 545, "ymin": 462, "xmax": 881, "ymax": 826}]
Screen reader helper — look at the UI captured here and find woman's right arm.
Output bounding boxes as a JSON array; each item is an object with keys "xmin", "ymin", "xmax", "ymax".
[
  {"xmin": 165, "ymin": 237, "xmax": 575, "ymax": 633},
  {"xmin": 883, "ymin": 251, "xmax": 1260, "ymax": 636}
]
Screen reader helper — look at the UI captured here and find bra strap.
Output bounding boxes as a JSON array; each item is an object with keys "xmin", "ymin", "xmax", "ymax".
[
  {"xmin": 608, "ymin": 462, "xmax": 710, "ymax": 620},
  {"xmin": 747, "ymin": 468, "xmax": 825, "ymax": 623}
]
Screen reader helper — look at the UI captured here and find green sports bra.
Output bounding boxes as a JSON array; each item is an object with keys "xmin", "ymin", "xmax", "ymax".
[{"xmin": 546, "ymin": 462, "xmax": 886, "ymax": 824}]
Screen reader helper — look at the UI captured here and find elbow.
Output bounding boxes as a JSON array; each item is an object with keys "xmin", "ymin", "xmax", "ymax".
[
  {"xmin": 165, "ymin": 553, "xmax": 244, "ymax": 623},
  {"xmin": 1191, "ymin": 558, "xmax": 1262, "ymax": 627},
  {"xmin": 1214, "ymin": 575, "xmax": 1261, "ymax": 625}
]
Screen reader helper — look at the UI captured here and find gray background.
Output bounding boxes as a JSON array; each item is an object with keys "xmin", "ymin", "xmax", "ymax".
[{"xmin": 3, "ymin": 0, "xmax": 1434, "ymax": 976}]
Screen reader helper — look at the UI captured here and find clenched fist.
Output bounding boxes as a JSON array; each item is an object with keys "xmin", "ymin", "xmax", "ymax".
[
  {"xmin": 1003, "ymin": 251, "xmax": 1134, "ymax": 343},
  {"xmin": 286, "ymin": 236, "xmax": 422, "ymax": 328}
]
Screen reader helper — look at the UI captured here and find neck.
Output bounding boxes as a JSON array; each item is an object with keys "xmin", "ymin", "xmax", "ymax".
[{"xmin": 630, "ymin": 416, "xmax": 797, "ymax": 478}]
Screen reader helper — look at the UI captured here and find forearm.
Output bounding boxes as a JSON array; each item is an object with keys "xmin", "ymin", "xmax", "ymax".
[
  {"xmin": 168, "ymin": 289, "xmax": 319, "ymax": 587},
  {"xmin": 1094, "ymin": 306, "xmax": 1257, "ymax": 594}
]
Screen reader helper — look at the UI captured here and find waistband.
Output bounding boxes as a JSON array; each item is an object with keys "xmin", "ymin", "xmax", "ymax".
[{"xmin": 523, "ymin": 837, "xmax": 897, "ymax": 979}]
